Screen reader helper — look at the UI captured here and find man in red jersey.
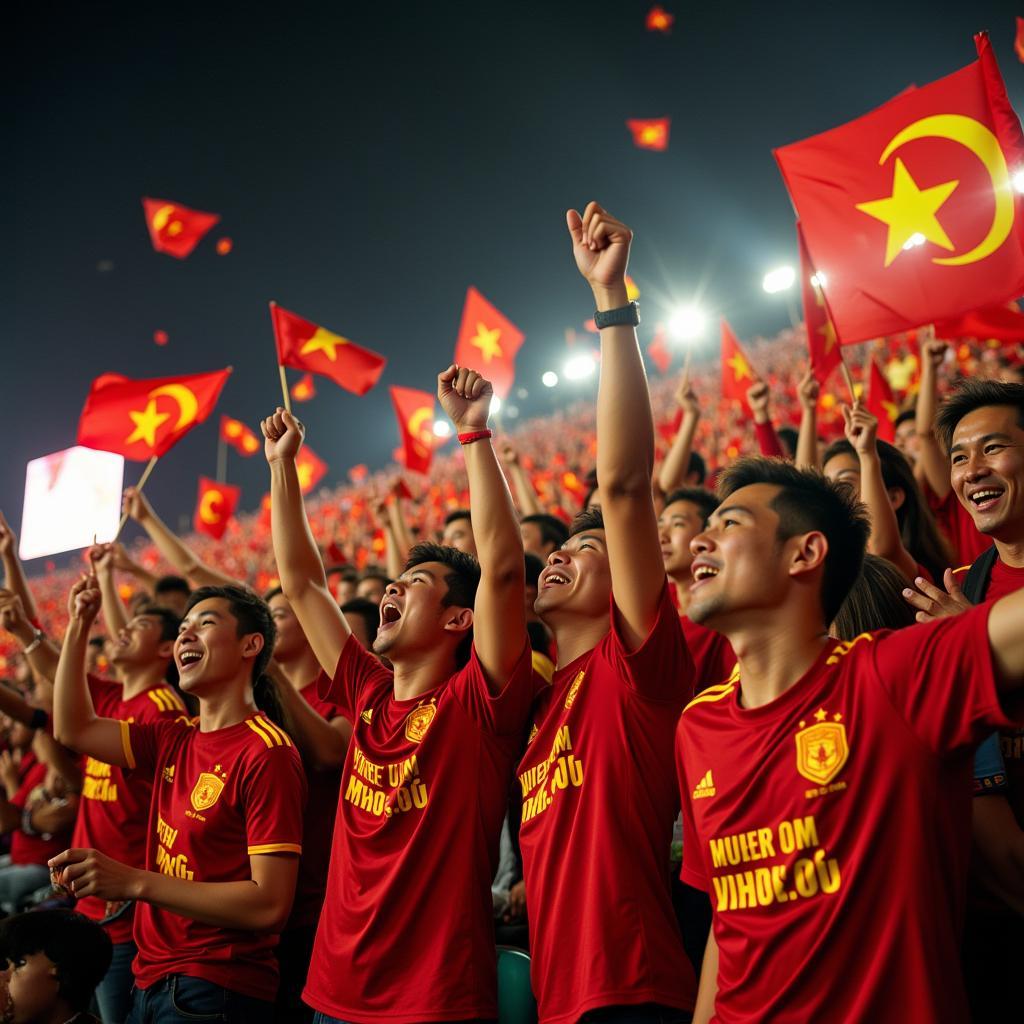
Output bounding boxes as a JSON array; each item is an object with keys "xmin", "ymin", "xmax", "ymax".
[
  {"xmin": 520, "ymin": 202, "xmax": 695, "ymax": 1024},
  {"xmin": 262, "ymin": 361, "xmax": 532, "ymax": 1023},
  {"xmin": 675, "ymin": 457, "xmax": 1024, "ymax": 1023},
  {"xmin": 50, "ymin": 581, "xmax": 306, "ymax": 1023}
]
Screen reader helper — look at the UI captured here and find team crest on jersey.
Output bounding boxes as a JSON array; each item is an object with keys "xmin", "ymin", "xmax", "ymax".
[
  {"xmin": 564, "ymin": 670, "xmax": 585, "ymax": 710},
  {"xmin": 190, "ymin": 772, "xmax": 225, "ymax": 812},
  {"xmin": 404, "ymin": 701, "xmax": 436, "ymax": 743},
  {"xmin": 162, "ymin": 765, "xmax": 175, "ymax": 784},
  {"xmin": 795, "ymin": 709, "xmax": 848, "ymax": 785}
]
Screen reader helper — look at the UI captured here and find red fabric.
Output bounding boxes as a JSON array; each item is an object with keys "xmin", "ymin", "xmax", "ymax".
[
  {"xmin": 72, "ymin": 677, "xmax": 188, "ymax": 943},
  {"xmin": 294, "ymin": 446, "xmax": 328, "ymax": 494},
  {"xmin": 1017, "ymin": 17, "xmax": 1024, "ymax": 64},
  {"xmin": 924, "ymin": 484, "xmax": 992, "ymax": 566},
  {"xmin": 681, "ymin": 616, "xmax": 737, "ymax": 692},
  {"xmin": 453, "ymin": 286, "xmax": 525, "ymax": 400},
  {"xmin": 935, "ymin": 302, "xmax": 1024, "ymax": 342},
  {"xmin": 193, "ymin": 477, "xmax": 241, "ymax": 541},
  {"xmin": 518, "ymin": 589, "xmax": 696, "ymax": 1024},
  {"xmin": 10, "ymin": 753, "xmax": 71, "ymax": 866},
  {"xmin": 798, "ymin": 223, "xmax": 842, "ymax": 385},
  {"xmin": 721, "ymin": 320, "xmax": 754, "ymax": 412},
  {"xmin": 389, "ymin": 386, "xmax": 436, "ymax": 475},
  {"xmin": 865, "ymin": 358, "xmax": 897, "ymax": 443},
  {"xmin": 626, "ymin": 118, "xmax": 670, "ymax": 151},
  {"xmin": 291, "ymin": 372, "xmax": 316, "ymax": 402},
  {"xmin": 219, "ymin": 416, "xmax": 261, "ymax": 456},
  {"xmin": 645, "ymin": 5, "xmax": 673, "ymax": 32},
  {"xmin": 774, "ymin": 34, "xmax": 1024, "ymax": 343},
  {"xmin": 677, "ymin": 606, "xmax": 1015, "ymax": 1022},
  {"xmin": 647, "ymin": 326, "xmax": 672, "ymax": 375},
  {"xmin": 754, "ymin": 420, "xmax": 785, "ymax": 458},
  {"xmin": 127, "ymin": 714, "xmax": 306, "ymax": 1001},
  {"xmin": 271, "ymin": 303, "xmax": 386, "ymax": 397},
  {"xmin": 77, "ymin": 369, "xmax": 231, "ymax": 460},
  {"xmin": 303, "ymin": 639, "xmax": 534, "ymax": 1022},
  {"xmin": 141, "ymin": 198, "xmax": 219, "ymax": 259}
]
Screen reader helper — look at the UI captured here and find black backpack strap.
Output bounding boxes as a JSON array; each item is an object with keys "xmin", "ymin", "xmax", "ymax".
[{"xmin": 961, "ymin": 545, "xmax": 999, "ymax": 605}]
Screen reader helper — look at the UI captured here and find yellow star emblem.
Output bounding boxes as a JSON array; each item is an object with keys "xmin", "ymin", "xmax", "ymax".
[
  {"xmin": 727, "ymin": 353, "xmax": 752, "ymax": 382},
  {"xmin": 882, "ymin": 400, "xmax": 900, "ymax": 422},
  {"xmin": 855, "ymin": 158, "xmax": 959, "ymax": 267},
  {"xmin": 470, "ymin": 323, "xmax": 502, "ymax": 362},
  {"xmin": 126, "ymin": 400, "xmax": 170, "ymax": 448},
  {"xmin": 299, "ymin": 328, "xmax": 348, "ymax": 362},
  {"xmin": 833, "ymin": 713, "xmax": 843, "ymax": 723},
  {"xmin": 818, "ymin": 320, "xmax": 837, "ymax": 353},
  {"xmin": 814, "ymin": 707, "xmax": 828, "ymax": 722}
]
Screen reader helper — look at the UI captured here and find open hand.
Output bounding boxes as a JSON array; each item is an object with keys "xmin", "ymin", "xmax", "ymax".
[{"xmin": 902, "ymin": 569, "xmax": 971, "ymax": 622}]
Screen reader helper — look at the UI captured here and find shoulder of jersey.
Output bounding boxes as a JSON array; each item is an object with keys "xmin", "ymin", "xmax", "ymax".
[
  {"xmin": 244, "ymin": 715, "xmax": 296, "ymax": 753},
  {"xmin": 682, "ymin": 665, "xmax": 740, "ymax": 717},
  {"xmin": 146, "ymin": 687, "xmax": 188, "ymax": 715}
]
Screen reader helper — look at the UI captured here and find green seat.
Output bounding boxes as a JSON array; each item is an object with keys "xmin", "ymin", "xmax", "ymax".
[{"xmin": 497, "ymin": 945, "xmax": 536, "ymax": 1024}]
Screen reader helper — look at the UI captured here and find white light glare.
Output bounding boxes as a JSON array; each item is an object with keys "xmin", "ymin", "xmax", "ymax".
[
  {"xmin": 542, "ymin": 371, "xmax": 559, "ymax": 388},
  {"xmin": 433, "ymin": 420, "xmax": 452, "ymax": 438},
  {"xmin": 490, "ymin": 395, "xmax": 502, "ymax": 414},
  {"xmin": 902, "ymin": 232, "xmax": 927, "ymax": 251},
  {"xmin": 762, "ymin": 265, "xmax": 796, "ymax": 294},
  {"xmin": 1013, "ymin": 170, "xmax": 1024, "ymax": 194},
  {"xmin": 668, "ymin": 306, "xmax": 706, "ymax": 340},
  {"xmin": 809, "ymin": 271, "xmax": 827, "ymax": 289},
  {"xmin": 563, "ymin": 354, "xmax": 597, "ymax": 381}
]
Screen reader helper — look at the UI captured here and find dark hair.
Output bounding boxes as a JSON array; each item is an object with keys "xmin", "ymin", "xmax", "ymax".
[
  {"xmin": 359, "ymin": 568, "xmax": 392, "ymax": 585},
  {"xmin": 935, "ymin": 379, "xmax": 1024, "ymax": 450},
  {"xmin": 443, "ymin": 509, "xmax": 472, "ymax": 527},
  {"xmin": 521, "ymin": 513, "xmax": 570, "ymax": 552},
  {"xmin": 403, "ymin": 543, "xmax": 481, "ymax": 610},
  {"xmin": 154, "ymin": 575, "xmax": 190, "ymax": 598},
  {"xmin": 524, "ymin": 553, "xmax": 546, "ymax": 589},
  {"xmin": 0, "ymin": 909, "xmax": 112, "ymax": 1011},
  {"xmin": 832, "ymin": 554, "xmax": 918, "ymax": 640},
  {"xmin": 340, "ymin": 597, "xmax": 381, "ymax": 646},
  {"xmin": 263, "ymin": 585, "xmax": 283, "ymax": 603},
  {"xmin": 136, "ymin": 604, "xmax": 181, "ymax": 643},
  {"xmin": 688, "ymin": 451, "xmax": 707, "ymax": 484},
  {"xmin": 87, "ymin": 636, "xmax": 106, "ymax": 649},
  {"xmin": 184, "ymin": 585, "xmax": 285, "ymax": 728},
  {"xmin": 663, "ymin": 487, "xmax": 719, "ymax": 524},
  {"xmin": 717, "ymin": 457, "xmax": 870, "ymax": 623},
  {"xmin": 568, "ymin": 505, "xmax": 605, "ymax": 538},
  {"xmin": 777, "ymin": 426, "xmax": 799, "ymax": 459},
  {"xmin": 325, "ymin": 565, "xmax": 358, "ymax": 583},
  {"xmin": 821, "ymin": 438, "xmax": 953, "ymax": 583},
  {"xmin": 894, "ymin": 409, "xmax": 916, "ymax": 430}
]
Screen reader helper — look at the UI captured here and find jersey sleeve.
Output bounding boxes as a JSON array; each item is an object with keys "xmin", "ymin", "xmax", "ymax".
[
  {"xmin": 87, "ymin": 674, "xmax": 121, "ymax": 718},
  {"xmin": 449, "ymin": 642, "xmax": 535, "ymax": 737},
  {"xmin": 605, "ymin": 584, "xmax": 695, "ymax": 703},
  {"xmin": 241, "ymin": 742, "xmax": 307, "ymax": 856},
  {"xmin": 871, "ymin": 602, "xmax": 1016, "ymax": 757},
  {"xmin": 677, "ymin": 731, "xmax": 709, "ymax": 892},
  {"xmin": 123, "ymin": 718, "xmax": 189, "ymax": 777},
  {"xmin": 973, "ymin": 732, "xmax": 1008, "ymax": 796},
  {"xmin": 318, "ymin": 634, "xmax": 393, "ymax": 719}
]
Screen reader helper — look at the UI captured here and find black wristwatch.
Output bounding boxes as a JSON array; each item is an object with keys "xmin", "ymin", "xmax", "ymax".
[{"xmin": 594, "ymin": 301, "xmax": 640, "ymax": 329}]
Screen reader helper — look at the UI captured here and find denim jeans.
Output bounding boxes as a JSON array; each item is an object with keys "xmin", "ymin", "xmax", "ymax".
[
  {"xmin": 127, "ymin": 974, "xmax": 273, "ymax": 1024},
  {"xmin": 95, "ymin": 941, "xmax": 137, "ymax": 1024},
  {"xmin": 0, "ymin": 861, "xmax": 51, "ymax": 913}
]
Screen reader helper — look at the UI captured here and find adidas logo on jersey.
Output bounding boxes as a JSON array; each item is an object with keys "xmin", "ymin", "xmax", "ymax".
[{"xmin": 692, "ymin": 769, "xmax": 716, "ymax": 799}]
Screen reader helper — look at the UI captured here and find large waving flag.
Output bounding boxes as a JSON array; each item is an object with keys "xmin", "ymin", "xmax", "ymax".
[
  {"xmin": 193, "ymin": 477, "xmax": 241, "ymax": 540},
  {"xmin": 866, "ymin": 358, "xmax": 899, "ymax": 443},
  {"xmin": 797, "ymin": 223, "xmax": 842, "ymax": 387},
  {"xmin": 78, "ymin": 369, "xmax": 231, "ymax": 460},
  {"xmin": 935, "ymin": 303, "xmax": 1024, "ymax": 342},
  {"xmin": 452, "ymin": 288, "xmax": 524, "ymax": 400},
  {"xmin": 142, "ymin": 198, "xmax": 220, "ymax": 259},
  {"xmin": 390, "ymin": 386, "xmax": 436, "ymax": 475},
  {"xmin": 721, "ymin": 320, "xmax": 754, "ymax": 412},
  {"xmin": 775, "ymin": 34, "xmax": 1024, "ymax": 343}
]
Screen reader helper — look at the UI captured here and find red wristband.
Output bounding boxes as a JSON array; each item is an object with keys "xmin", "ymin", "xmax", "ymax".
[{"xmin": 458, "ymin": 429, "xmax": 493, "ymax": 446}]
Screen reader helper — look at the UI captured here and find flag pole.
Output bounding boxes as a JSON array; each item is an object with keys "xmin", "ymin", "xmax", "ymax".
[
  {"xmin": 682, "ymin": 345, "xmax": 693, "ymax": 382},
  {"xmin": 114, "ymin": 455, "xmax": 158, "ymax": 541},
  {"xmin": 839, "ymin": 354, "xmax": 857, "ymax": 406},
  {"xmin": 279, "ymin": 365, "xmax": 292, "ymax": 414},
  {"xmin": 216, "ymin": 434, "xmax": 227, "ymax": 484}
]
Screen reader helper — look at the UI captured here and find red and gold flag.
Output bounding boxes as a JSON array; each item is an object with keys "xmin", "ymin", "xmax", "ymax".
[
  {"xmin": 721, "ymin": 320, "xmax": 754, "ymax": 411},
  {"xmin": 645, "ymin": 5, "xmax": 674, "ymax": 33},
  {"xmin": 452, "ymin": 287, "xmax": 524, "ymax": 400},
  {"xmin": 219, "ymin": 416, "xmax": 261, "ymax": 456},
  {"xmin": 291, "ymin": 373, "xmax": 316, "ymax": 402},
  {"xmin": 193, "ymin": 477, "xmax": 240, "ymax": 540},
  {"xmin": 866, "ymin": 358, "xmax": 899, "ymax": 443},
  {"xmin": 295, "ymin": 445, "xmax": 328, "ymax": 494},
  {"xmin": 271, "ymin": 303, "xmax": 386, "ymax": 396},
  {"xmin": 78, "ymin": 369, "xmax": 231, "ymax": 460},
  {"xmin": 141, "ymin": 198, "xmax": 220, "ymax": 259},
  {"xmin": 348, "ymin": 464, "xmax": 368, "ymax": 484},
  {"xmin": 627, "ymin": 118, "xmax": 670, "ymax": 151},
  {"xmin": 935, "ymin": 303, "xmax": 1024, "ymax": 342},
  {"xmin": 797, "ymin": 223, "xmax": 842, "ymax": 387},
  {"xmin": 647, "ymin": 326, "xmax": 672, "ymax": 375},
  {"xmin": 775, "ymin": 34, "xmax": 1024, "ymax": 343},
  {"xmin": 390, "ymin": 386, "xmax": 436, "ymax": 475}
]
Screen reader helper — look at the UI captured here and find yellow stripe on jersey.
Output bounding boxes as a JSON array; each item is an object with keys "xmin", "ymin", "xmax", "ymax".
[
  {"xmin": 120, "ymin": 720, "xmax": 136, "ymax": 770},
  {"xmin": 246, "ymin": 719, "xmax": 280, "ymax": 749},
  {"xmin": 163, "ymin": 688, "xmax": 186, "ymax": 711},
  {"xmin": 952, "ymin": 564, "xmax": 972, "ymax": 576},
  {"xmin": 258, "ymin": 718, "xmax": 294, "ymax": 748},
  {"xmin": 248, "ymin": 842, "xmax": 302, "ymax": 855},
  {"xmin": 683, "ymin": 684, "xmax": 736, "ymax": 715}
]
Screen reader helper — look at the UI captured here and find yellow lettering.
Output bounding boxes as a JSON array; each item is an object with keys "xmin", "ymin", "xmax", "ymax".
[
  {"xmin": 712, "ymin": 875, "xmax": 730, "ymax": 911},
  {"xmin": 793, "ymin": 815, "xmax": 819, "ymax": 850}
]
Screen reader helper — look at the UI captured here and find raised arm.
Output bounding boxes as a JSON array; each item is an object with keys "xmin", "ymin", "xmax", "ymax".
[
  {"xmin": 500, "ymin": 442, "xmax": 543, "ymax": 517},
  {"xmin": 0, "ymin": 589, "xmax": 60, "ymax": 688},
  {"xmin": 657, "ymin": 372, "xmax": 701, "ymax": 494},
  {"xmin": 570, "ymin": 202, "xmax": 663, "ymax": 648},
  {"xmin": 0, "ymin": 511, "xmax": 40, "ymax": 626},
  {"xmin": 267, "ymin": 660, "xmax": 351, "ymax": 769},
  {"xmin": 437, "ymin": 365, "xmax": 526, "ymax": 692},
  {"xmin": 263, "ymin": 409, "xmax": 350, "ymax": 676},
  {"xmin": 52, "ymin": 575, "xmax": 131, "ymax": 767},
  {"xmin": 747, "ymin": 378, "xmax": 786, "ymax": 458},
  {"xmin": 795, "ymin": 368, "xmax": 821, "ymax": 470},
  {"xmin": 88, "ymin": 543, "xmax": 128, "ymax": 638},
  {"xmin": 914, "ymin": 337, "xmax": 952, "ymax": 499},
  {"xmin": 375, "ymin": 482, "xmax": 414, "ymax": 581},
  {"xmin": 122, "ymin": 487, "xmax": 235, "ymax": 589}
]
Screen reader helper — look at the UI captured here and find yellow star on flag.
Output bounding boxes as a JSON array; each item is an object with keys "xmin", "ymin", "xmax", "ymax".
[
  {"xmin": 855, "ymin": 158, "xmax": 959, "ymax": 267},
  {"xmin": 470, "ymin": 322, "xmax": 503, "ymax": 362},
  {"xmin": 833, "ymin": 713, "xmax": 843, "ymax": 722},
  {"xmin": 126, "ymin": 400, "xmax": 170, "ymax": 447},
  {"xmin": 814, "ymin": 707, "xmax": 829, "ymax": 722},
  {"xmin": 818, "ymin": 320, "xmax": 837, "ymax": 353},
  {"xmin": 882, "ymin": 400, "xmax": 900, "ymax": 422},
  {"xmin": 296, "ymin": 462, "xmax": 314, "ymax": 490},
  {"xmin": 299, "ymin": 328, "xmax": 348, "ymax": 362},
  {"xmin": 727, "ymin": 353, "xmax": 752, "ymax": 382}
]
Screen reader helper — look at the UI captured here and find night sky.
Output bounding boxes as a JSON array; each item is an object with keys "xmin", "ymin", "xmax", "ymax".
[{"xmin": 7, "ymin": 1, "xmax": 1021, "ymax": 565}]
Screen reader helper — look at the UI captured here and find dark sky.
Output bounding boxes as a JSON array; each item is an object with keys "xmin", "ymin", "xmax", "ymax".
[{"xmin": 7, "ymin": 1, "xmax": 1021, "ymax": 565}]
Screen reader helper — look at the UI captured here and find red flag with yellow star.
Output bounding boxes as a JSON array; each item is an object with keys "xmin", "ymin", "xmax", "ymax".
[
  {"xmin": 720, "ymin": 320, "xmax": 754, "ymax": 411},
  {"xmin": 291, "ymin": 372, "xmax": 316, "ymax": 402},
  {"xmin": 797, "ymin": 223, "xmax": 842, "ymax": 387},
  {"xmin": 77, "ymin": 369, "xmax": 231, "ymax": 460},
  {"xmin": 626, "ymin": 118, "xmax": 670, "ymax": 151},
  {"xmin": 774, "ymin": 33, "xmax": 1024, "ymax": 343},
  {"xmin": 193, "ymin": 477, "xmax": 240, "ymax": 540},
  {"xmin": 935, "ymin": 302, "xmax": 1024, "ymax": 342},
  {"xmin": 295, "ymin": 445, "xmax": 328, "ymax": 494},
  {"xmin": 271, "ymin": 303, "xmax": 386, "ymax": 396},
  {"xmin": 452, "ymin": 287, "xmax": 524, "ymax": 400},
  {"xmin": 219, "ymin": 416, "xmax": 261, "ymax": 456},
  {"xmin": 866, "ymin": 358, "xmax": 899, "ymax": 443},
  {"xmin": 141, "ymin": 198, "xmax": 220, "ymax": 259},
  {"xmin": 390, "ymin": 386, "xmax": 436, "ymax": 475}
]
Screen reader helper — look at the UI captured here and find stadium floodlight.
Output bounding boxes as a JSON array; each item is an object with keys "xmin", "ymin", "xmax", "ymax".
[
  {"xmin": 563, "ymin": 353, "xmax": 597, "ymax": 381},
  {"xmin": 809, "ymin": 271, "xmax": 827, "ymax": 289},
  {"xmin": 668, "ymin": 305, "xmax": 707, "ymax": 340},
  {"xmin": 433, "ymin": 420, "xmax": 452, "ymax": 438},
  {"xmin": 762, "ymin": 265, "xmax": 796, "ymax": 293},
  {"xmin": 542, "ymin": 371, "xmax": 559, "ymax": 388},
  {"xmin": 1014, "ymin": 170, "xmax": 1024, "ymax": 194}
]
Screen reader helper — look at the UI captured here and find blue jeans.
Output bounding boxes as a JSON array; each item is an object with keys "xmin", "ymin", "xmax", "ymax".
[
  {"xmin": 96, "ymin": 941, "xmax": 137, "ymax": 1024},
  {"xmin": 0, "ymin": 861, "xmax": 50, "ymax": 912},
  {"xmin": 127, "ymin": 975, "xmax": 273, "ymax": 1024}
]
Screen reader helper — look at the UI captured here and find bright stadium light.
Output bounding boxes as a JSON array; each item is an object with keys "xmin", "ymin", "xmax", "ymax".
[
  {"xmin": 542, "ymin": 371, "xmax": 559, "ymax": 388},
  {"xmin": 490, "ymin": 395, "xmax": 502, "ymax": 414},
  {"xmin": 563, "ymin": 353, "xmax": 597, "ymax": 381},
  {"xmin": 809, "ymin": 271, "xmax": 827, "ymax": 289},
  {"xmin": 433, "ymin": 420, "xmax": 452, "ymax": 438},
  {"xmin": 762, "ymin": 265, "xmax": 796, "ymax": 293},
  {"xmin": 668, "ymin": 305, "xmax": 706, "ymax": 340},
  {"xmin": 902, "ymin": 231, "xmax": 926, "ymax": 251},
  {"xmin": 1013, "ymin": 170, "xmax": 1024, "ymax": 194}
]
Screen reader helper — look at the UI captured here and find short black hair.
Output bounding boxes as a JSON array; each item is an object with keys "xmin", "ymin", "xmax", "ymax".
[
  {"xmin": 717, "ymin": 457, "xmax": 870, "ymax": 624},
  {"xmin": 687, "ymin": 451, "xmax": 707, "ymax": 484},
  {"xmin": 568, "ymin": 505, "xmax": 605, "ymax": 538},
  {"xmin": 663, "ymin": 487, "xmax": 719, "ymax": 524},
  {"xmin": 935, "ymin": 379, "xmax": 1024, "ymax": 450},
  {"xmin": 340, "ymin": 597, "xmax": 381, "ymax": 645},
  {"xmin": 185, "ymin": 585, "xmax": 276, "ymax": 685},
  {"xmin": 777, "ymin": 426, "xmax": 799, "ymax": 458},
  {"xmin": 443, "ymin": 509, "xmax": 472, "ymax": 527},
  {"xmin": 359, "ymin": 568, "xmax": 392, "ymax": 584},
  {"xmin": 894, "ymin": 409, "xmax": 916, "ymax": 430},
  {"xmin": 521, "ymin": 513, "xmax": 570, "ymax": 551},
  {"xmin": 154, "ymin": 575, "xmax": 190, "ymax": 598},
  {"xmin": 403, "ymin": 543, "xmax": 481, "ymax": 610},
  {"xmin": 136, "ymin": 604, "xmax": 181, "ymax": 643},
  {"xmin": 325, "ymin": 565, "xmax": 358, "ymax": 583},
  {"xmin": 524, "ymin": 553, "xmax": 545, "ymax": 589},
  {"xmin": 0, "ymin": 909, "xmax": 112, "ymax": 1011}
]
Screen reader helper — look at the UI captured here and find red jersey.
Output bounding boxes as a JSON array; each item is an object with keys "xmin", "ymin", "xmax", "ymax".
[
  {"xmin": 518, "ymin": 588, "xmax": 696, "ymax": 1024},
  {"xmin": 10, "ymin": 752, "xmax": 72, "ymax": 866},
  {"xmin": 925, "ymin": 483, "xmax": 992, "ymax": 567},
  {"xmin": 677, "ymin": 605, "xmax": 1016, "ymax": 1023},
  {"xmin": 303, "ymin": 638, "xmax": 534, "ymax": 1023},
  {"xmin": 669, "ymin": 582, "xmax": 737, "ymax": 692},
  {"xmin": 124, "ymin": 713, "xmax": 306, "ymax": 1001},
  {"xmin": 72, "ymin": 676, "xmax": 187, "ymax": 944}
]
